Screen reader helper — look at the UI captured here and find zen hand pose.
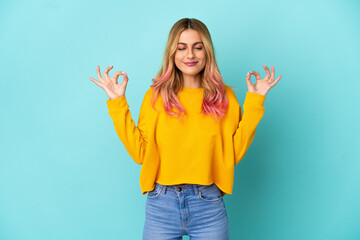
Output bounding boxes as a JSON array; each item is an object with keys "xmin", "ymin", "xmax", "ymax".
[
  {"xmin": 247, "ymin": 65, "xmax": 282, "ymax": 96},
  {"xmin": 90, "ymin": 65, "xmax": 128, "ymax": 100}
]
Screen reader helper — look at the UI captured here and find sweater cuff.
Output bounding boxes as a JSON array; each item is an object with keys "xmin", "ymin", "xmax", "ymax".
[
  {"xmin": 245, "ymin": 92, "xmax": 266, "ymax": 106},
  {"xmin": 106, "ymin": 95, "xmax": 129, "ymax": 111}
]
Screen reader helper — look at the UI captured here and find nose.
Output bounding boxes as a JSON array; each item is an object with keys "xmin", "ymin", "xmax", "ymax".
[{"xmin": 187, "ymin": 48, "xmax": 195, "ymax": 59}]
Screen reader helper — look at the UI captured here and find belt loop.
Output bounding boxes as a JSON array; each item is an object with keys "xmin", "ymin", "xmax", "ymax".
[
  {"xmin": 193, "ymin": 185, "xmax": 199, "ymax": 196},
  {"xmin": 161, "ymin": 185, "xmax": 166, "ymax": 195}
]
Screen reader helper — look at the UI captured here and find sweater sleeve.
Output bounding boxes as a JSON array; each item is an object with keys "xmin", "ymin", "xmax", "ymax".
[
  {"xmin": 233, "ymin": 91, "xmax": 266, "ymax": 166},
  {"xmin": 106, "ymin": 90, "xmax": 150, "ymax": 165}
]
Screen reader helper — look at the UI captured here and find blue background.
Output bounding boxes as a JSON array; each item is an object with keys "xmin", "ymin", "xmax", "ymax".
[{"xmin": 1, "ymin": 0, "xmax": 359, "ymax": 239}]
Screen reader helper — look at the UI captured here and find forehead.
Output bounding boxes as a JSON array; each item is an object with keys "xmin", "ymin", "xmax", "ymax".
[{"xmin": 178, "ymin": 29, "xmax": 202, "ymax": 44}]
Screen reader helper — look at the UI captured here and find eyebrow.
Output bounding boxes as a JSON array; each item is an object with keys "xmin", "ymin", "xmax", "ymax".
[{"xmin": 177, "ymin": 41, "xmax": 203, "ymax": 45}]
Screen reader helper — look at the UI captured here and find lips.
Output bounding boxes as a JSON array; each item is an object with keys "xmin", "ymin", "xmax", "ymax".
[{"xmin": 184, "ymin": 61, "xmax": 198, "ymax": 66}]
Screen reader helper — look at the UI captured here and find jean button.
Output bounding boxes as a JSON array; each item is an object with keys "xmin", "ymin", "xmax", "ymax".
[{"xmin": 178, "ymin": 187, "xmax": 182, "ymax": 192}]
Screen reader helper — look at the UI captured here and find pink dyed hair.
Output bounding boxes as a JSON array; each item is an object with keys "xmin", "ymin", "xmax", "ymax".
[{"xmin": 149, "ymin": 18, "xmax": 229, "ymax": 122}]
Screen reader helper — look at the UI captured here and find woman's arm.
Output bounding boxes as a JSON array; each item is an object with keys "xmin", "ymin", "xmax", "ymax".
[
  {"xmin": 106, "ymin": 90, "xmax": 150, "ymax": 165},
  {"xmin": 90, "ymin": 65, "xmax": 150, "ymax": 164},
  {"xmin": 233, "ymin": 65, "xmax": 282, "ymax": 165},
  {"xmin": 233, "ymin": 92, "xmax": 266, "ymax": 165}
]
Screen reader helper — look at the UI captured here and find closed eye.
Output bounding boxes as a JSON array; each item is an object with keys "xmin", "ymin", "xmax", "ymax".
[{"xmin": 178, "ymin": 47, "xmax": 203, "ymax": 50}]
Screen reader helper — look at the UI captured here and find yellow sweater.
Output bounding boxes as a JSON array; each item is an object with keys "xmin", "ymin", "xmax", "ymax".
[{"xmin": 106, "ymin": 85, "xmax": 266, "ymax": 196}]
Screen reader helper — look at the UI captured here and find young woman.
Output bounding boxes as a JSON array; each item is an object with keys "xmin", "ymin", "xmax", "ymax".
[{"xmin": 90, "ymin": 18, "xmax": 282, "ymax": 240}]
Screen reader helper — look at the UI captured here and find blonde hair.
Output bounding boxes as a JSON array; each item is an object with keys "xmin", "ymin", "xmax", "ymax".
[{"xmin": 150, "ymin": 18, "xmax": 229, "ymax": 122}]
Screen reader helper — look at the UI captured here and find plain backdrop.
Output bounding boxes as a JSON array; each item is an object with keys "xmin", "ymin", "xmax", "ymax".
[{"xmin": 1, "ymin": 0, "xmax": 359, "ymax": 239}]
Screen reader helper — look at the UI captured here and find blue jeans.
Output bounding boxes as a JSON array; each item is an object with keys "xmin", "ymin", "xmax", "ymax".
[{"xmin": 143, "ymin": 183, "xmax": 229, "ymax": 239}]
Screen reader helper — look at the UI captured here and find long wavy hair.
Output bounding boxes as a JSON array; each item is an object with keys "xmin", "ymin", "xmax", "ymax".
[{"xmin": 150, "ymin": 18, "xmax": 229, "ymax": 122}]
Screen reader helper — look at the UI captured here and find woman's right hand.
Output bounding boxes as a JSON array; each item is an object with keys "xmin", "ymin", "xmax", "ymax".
[{"xmin": 89, "ymin": 65, "xmax": 129, "ymax": 100}]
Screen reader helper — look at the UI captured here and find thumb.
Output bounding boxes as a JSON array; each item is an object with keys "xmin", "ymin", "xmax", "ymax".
[
  {"xmin": 122, "ymin": 72, "xmax": 129, "ymax": 87},
  {"xmin": 245, "ymin": 72, "xmax": 252, "ymax": 86}
]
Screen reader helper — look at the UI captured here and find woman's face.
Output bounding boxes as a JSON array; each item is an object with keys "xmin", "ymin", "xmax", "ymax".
[{"xmin": 174, "ymin": 29, "xmax": 206, "ymax": 79}]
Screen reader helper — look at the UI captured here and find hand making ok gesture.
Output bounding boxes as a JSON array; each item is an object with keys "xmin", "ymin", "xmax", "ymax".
[
  {"xmin": 89, "ymin": 65, "xmax": 129, "ymax": 100},
  {"xmin": 246, "ymin": 65, "xmax": 282, "ymax": 96}
]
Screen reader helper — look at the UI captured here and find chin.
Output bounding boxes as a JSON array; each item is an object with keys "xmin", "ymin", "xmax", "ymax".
[
  {"xmin": 182, "ymin": 67, "xmax": 204, "ymax": 74},
  {"xmin": 183, "ymin": 71, "xmax": 202, "ymax": 76}
]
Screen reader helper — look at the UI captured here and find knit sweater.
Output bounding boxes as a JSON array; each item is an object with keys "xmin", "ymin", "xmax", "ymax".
[{"xmin": 106, "ymin": 85, "xmax": 266, "ymax": 196}]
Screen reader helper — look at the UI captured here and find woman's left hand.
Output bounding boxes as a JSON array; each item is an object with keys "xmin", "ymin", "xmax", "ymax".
[{"xmin": 246, "ymin": 65, "xmax": 282, "ymax": 96}]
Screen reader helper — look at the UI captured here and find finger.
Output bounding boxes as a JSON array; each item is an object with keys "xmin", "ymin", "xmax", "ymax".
[
  {"xmin": 112, "ymin": 71, "xmax": 124, "ymax": 83},
  {"xmin": 271, "ymin": 66, "xmax": 275, "ymax": 80},
  {"xmin": 89, "ymin": 77, "xmax": 105, "ymax": 88},
  {"xmin": 103, "ymin": 65, "xmax": 113, "ymax": 80},
  {"xmin": 271, "ymin": 75, "xmax": 282, "ymax": 87},
  {"xmin": 122, "ymin": 72, "xmax": 129, "ymax": 84},
  {"xmin": 245, "ymin": 72, "xmax": 253, "ymax": 86},
  {"xmin": 263, "ymin": 65, "xmax": 271, "ymax": 80},
  {"xmin": 113, "ymin": 71, "xmax": 129, "ymax": 84},
  {"xmin": 250, "ymin": 71, "xmax": 261, "ymax": 81},
  {"xmin": 96, "ymin": 65, "xmax": 104, "ymax": 82}
]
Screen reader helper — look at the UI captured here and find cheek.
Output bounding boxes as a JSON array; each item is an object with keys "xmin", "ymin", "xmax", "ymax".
[
  {"xmin": 175, "ymin": 52, "xmax": 182, "ymax": 62},
  {"xmin": 174, "ymin": 54, "xmax": 180, "ymax": 64},
  {"xmin": 200, "ymin": 54, "xmax": 206, "ymax": 66},
  {"xmin": 199, "ymin": 52, "xmax": 206, "ymax": 62}
]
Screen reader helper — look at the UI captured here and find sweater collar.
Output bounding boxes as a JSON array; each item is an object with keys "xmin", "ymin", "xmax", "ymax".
[{"xmin": 180, "ymin": 86, "xmax": 204, "ymax": 94}]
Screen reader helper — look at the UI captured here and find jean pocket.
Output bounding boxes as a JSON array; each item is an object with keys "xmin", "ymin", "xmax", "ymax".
[
  {"xmin": 197, "ymin": 184, "xmax": 223, "ymax": 202},
  {"xmin": 147, "ymin": 185, "xmax": 162, "ymax": 199}
]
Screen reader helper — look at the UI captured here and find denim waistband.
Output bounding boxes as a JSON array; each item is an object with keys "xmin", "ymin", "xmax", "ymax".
[{"xmin": 154, "ymin": 182, "xmax": 218, "ymax": 196}]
